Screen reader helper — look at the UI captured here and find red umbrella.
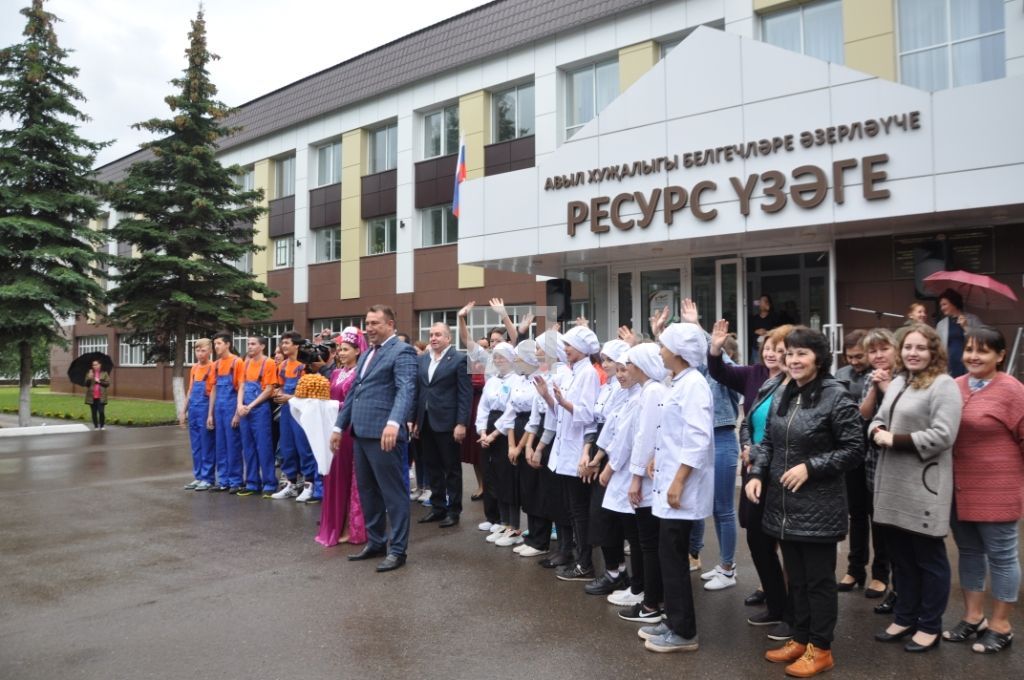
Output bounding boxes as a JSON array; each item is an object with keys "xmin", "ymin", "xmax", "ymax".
[{"xmin": 922, "ymin": 270, "xmax": 1019, "ymax": 311}]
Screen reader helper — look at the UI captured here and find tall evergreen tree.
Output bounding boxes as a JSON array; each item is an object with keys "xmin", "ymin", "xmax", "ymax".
[
  {"xmin": 106, "ymin": 9, "xmax": 273, "ymax": 413},
  {"xmin": 0, "ymin": 0, "xmax": 109, "ymax": 426}
]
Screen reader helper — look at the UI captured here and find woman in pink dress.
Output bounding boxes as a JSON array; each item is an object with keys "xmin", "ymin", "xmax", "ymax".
[{"xmin": 316, "ymin": 327, "xmax": 368, "ymax": 546}]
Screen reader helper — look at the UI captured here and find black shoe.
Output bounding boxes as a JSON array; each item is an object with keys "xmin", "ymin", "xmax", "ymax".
[
  {"xmin": 208, "ymin": 485, "xmax": 228, "ymax": 492},
  {"xmin": 973, "ymin": 629, "xmax": 1013, "ymax": 654},
  {"xmin": 539, "ymin": 553, "xmax": 572, "ymax": 569},
  {"xmin": 747, "ymin": 610, "xmax": 782, "ymax": 627},
  {"xmin": 376, "ymin": 554, "xmax": 407, "ymax": 572},
  {"xmin": 837, "ymin": 575, "xmax": 865, "ymax": 591},
  {"xmin": 875, "ymin": 625, "xmax": 915, "ymax": 642},
  {"xmin": 943, "ymin": 618, "xmax": 988, "ymax": 642},
  {"xmin": 766, "ymin": 622, "xmax": 794, "ymax": 641},
  {"xmin": 555, "ymin": 563, "xmax": 595, "ymax": 582},
  {"xmin": 439, "ymin": 514, "xmax": 460, "ymax": 528},
  {"xmin": 874, "ymin": 590, "xmax": 897, "ymax": 615},
  {"xmin": 905, "ymin": 633, "xmax": 940, "ymax": 653},
  {"xmin": 584, "ymin": 571, "xmax": 628, "ymax": 595},
  {"xmin": 347, "ymin": 545, "xmax": 387, "ymax": 561},
  {"xmin": 418, "ymin": 510, "xmax": 446, "ymax": 524},
  {"xmin": 744, "ymin": 589, "xmax": 766, "ymax": 606},
  {"xmin": 618, "ymin": 603, "xmax": 665, "ymax": 623}
]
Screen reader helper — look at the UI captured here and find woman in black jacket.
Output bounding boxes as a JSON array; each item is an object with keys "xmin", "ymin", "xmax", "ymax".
[{"xmin": 746, "ymin": 327, "xmax": 864, "ymax": 678}]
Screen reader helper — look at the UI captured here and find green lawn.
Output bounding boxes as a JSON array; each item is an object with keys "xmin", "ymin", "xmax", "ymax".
[{"xmin": 0, "ymin": 387, "xmax": 178, "ymax": 426}]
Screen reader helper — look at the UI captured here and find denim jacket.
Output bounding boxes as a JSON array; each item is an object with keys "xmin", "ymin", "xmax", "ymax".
[{"xmin": 699, "ymin": 363, "xmax": 740, "ymax": 429}]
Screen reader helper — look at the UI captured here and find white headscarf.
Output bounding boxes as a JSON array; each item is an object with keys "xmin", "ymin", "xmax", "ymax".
[
  {"xmin": 564, "ymin": 326, "xmax": 601, "ymax": 356},
  {"xmin": 491, "ymin": 341, "xmax": 516, "ymax": 365},
  {"xmin": 601, "ymin": 339, "xmax": 630, "ymax": 364},
  {"xmin": 535, "ymin": 331, "xmax": 567, "ymax": 364},
  {"xmin": 626, "ymin": 343, "xmax": 668, "ymax": 382},
  {"xmin": 660, "ymin": 322, "xmax": 708, "ymax": 368},
  {"xmin": 515, "ymin": 340, "xmax": 540, "ymax": 367}
]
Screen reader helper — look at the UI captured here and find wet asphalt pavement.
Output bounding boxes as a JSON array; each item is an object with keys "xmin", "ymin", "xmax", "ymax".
[{"xmin": 0, "ymin": 426, "xmax": 1020, "ymax": 680}]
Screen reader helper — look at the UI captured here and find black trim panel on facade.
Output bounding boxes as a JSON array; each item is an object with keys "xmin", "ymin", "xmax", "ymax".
[
  {"xmin": 414, "ymin": 153, "xmax": 457, "ymax": 209},
  {"xmin": 309, "ymin": 183, "xmax": 341, "ymax": 230},
  {"xmin": 484, "ymin": 135, "xmax": 535, "ymax": 177},
  {"xmin": 361, "ymin": 169, "xmax": 397, "ymax": 219},
  {"xmin": 268, "ymin": 195, "xmax": 296, "ymax": 237}
]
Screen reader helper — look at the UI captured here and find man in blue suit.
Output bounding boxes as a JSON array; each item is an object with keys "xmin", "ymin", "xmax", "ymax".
[
  {"xmin": 413, "ymin": 322, "xmax": 472, "ymax": 528},
  {"xmin": 331, "ymin": 305, "xmax": 418, "ymax": 572}
]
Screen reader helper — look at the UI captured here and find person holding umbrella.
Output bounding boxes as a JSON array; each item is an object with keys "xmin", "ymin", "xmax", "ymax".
[
  {"xmin": 935, "ymin": 289, "xmax": 981, "ymax": 378},
  {"xmin": 83, "ymin": 359, "xmax": 111, "ymax": 430}
]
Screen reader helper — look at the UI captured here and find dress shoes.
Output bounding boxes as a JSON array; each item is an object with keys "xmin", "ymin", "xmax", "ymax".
[
  {"xmin": 744, "ymin": 589, "xmax": 766, "ymax": 606},
  {"xmin": 347, "ymin": 545, "xmax": 387, "ymax": 561},
  {"xmin": 874, "ymin": 590, "xmax": 897, "ymax": 615},
  {"xmin": 376, "ymin": 554, "xmax": 407, "ymax": 573},
  {"xmin": 875, "ymin": 625, "xmax": 915, "ymax": 642},
  {"xmin": 418, "ymin": 510, "xmax": 447, "ymax": 524},
  {"xmin": 904, "ymin": 634, "xmax": 940, "ymax": 653},
  {"xmin": 439, "ymin": 514, "xmax": 460, "ymax": 528},
  {"xmin": 539, "ymin": 553, "xmax": 573, "ymax": 569}
]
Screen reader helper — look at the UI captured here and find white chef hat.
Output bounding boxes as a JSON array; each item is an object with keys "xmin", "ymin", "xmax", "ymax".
[
  {"xmin": 535, "ymin": 331, "xmax": 567, "ymax": 364},
  {"xmin": 515, "ymin": 340, "xmax": 540, "ymax": 367},
  {"xmin": 625, "ymin": 343, "xmax": 668, "ymax": 382},
  {"xmin": 659, "ymin": 322, "xmax": 708, "ymax": 368},
  {"xmin": 491, "ymin": 341, "xmax": 516, "ymax": 365},
  {"xmin": 600, "ymin": 339, "xmax": 630, "ymax": 364},
  {"xmin": 563, "ymin": 326, "xmax": 601, "ymax": 356}
]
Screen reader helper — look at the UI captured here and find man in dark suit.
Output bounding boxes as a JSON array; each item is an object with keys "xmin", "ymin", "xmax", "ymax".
[
  {"xmin": 331, "ymin": 305, "xmax": 417, "ymax": 572},
  {"xmin": 413, "ymin": 322, "xmax": 472, "ymax": 528}
]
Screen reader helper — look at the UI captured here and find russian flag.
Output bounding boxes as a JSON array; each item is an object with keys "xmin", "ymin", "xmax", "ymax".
[{"xmin": 452, "ymin": 136, "xmax": 467, "ymax": 218}]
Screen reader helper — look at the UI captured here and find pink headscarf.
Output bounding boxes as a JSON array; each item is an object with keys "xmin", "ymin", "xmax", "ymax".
[{"xmin": 335, "ymin": 326, "xmax": 368, "ymax": 353}]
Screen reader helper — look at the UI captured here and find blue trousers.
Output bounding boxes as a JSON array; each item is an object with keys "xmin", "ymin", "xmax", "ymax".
[
  {"xmin": 279, "ymin": 402, "xmax": 322, "ymax": 498},
  {"xmin": 214, "ymin": 397, "xmax": 242, "ymax": 487},
  {"xmin": 689, "ymin": 428, "xmax": 739, "ymax": 566},
  {"xmin": 188, "ymin": 404, "xmax": 215, "ymax": 484},
  {"xmin": 240, "ymin": 402, "xmax": 276, "ymax": 493},
  {"xmin": 354, "ymin": 436, "xmax": 410, "ymax": 557}
]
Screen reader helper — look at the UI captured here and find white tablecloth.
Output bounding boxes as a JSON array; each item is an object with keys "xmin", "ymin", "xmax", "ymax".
[{"xmin": 289, "ymin": 397, "xmax": 340, "ymax": 475}]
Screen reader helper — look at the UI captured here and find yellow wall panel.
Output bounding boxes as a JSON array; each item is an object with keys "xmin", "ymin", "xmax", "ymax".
[
  {"xmin": 458, "ymin": 265, "xmax": 485, "ymax": 290},
  {"xmin": 842, "ymin": 0, "xmax": 894, "ymax": 42},
  {"xmin": 457, "ymin": 91, "xmax": 490, "ymax": 289},
  {"xmin": 619, "ymin": 40, "xmax": 659, "ymax": 91},
  {"xmin": 340, "ymin": 128, "xmax": 368, "ymax": 299},
  {"xmin": 845, "ymin": 33, "xmax": 896, "ymax": 81},
  {"xmin": 252, "ymin": 159, "xmax": 271, "ymax": 289}
]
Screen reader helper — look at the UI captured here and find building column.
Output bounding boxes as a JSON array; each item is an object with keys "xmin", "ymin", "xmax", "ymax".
[
  {"xmin": 841, "ymin": 0, "xmax": 896, "ymax": 80},
  {"xmin": 252, "ymin": 159, "xmax": 271, "ymax": 293},
  {"xmin": 618, "ymin": 40, "xmax": 659, "ymax": 92},
  {"xmin": 457, "ymin": 90, "xmax": 489, "ymax": 290},
  {"xmin": 340, "ymin": 128, "xmax": 367, "ymax": 300}
]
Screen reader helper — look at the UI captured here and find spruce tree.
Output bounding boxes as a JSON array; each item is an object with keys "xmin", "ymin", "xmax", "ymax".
[
  {"xmin": 0, "ymin": 0, "xmax": 109, "ymax": 426},
  {"xmin": 106, "ymin": 9, "xmax": 273, "ymax": 413}
]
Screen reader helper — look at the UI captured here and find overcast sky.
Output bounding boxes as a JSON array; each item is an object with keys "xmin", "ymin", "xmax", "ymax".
[{"xmin": 0, "ymin": 0, "xmax": 492, "ymax": 167}]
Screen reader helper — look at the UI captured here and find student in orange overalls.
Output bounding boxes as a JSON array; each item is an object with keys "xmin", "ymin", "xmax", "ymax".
[
  {"xmin": 237, "ymin": 336, "xmax": 278, "ymax": 497},
  {"xmin": 272, "ymin": 331, "xmax": 322, "ymax": 503},
  {"xmin": 208, "ymin": 332, "xmax": 245, "ymax": 492},
  {"xmin": 182, "ymin": 338, "xmax": 217, "ymax": 491}
]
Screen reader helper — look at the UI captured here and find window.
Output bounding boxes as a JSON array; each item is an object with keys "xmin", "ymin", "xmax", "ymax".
[
  {"xmin": 492, "ymin": 83, "xmax": 535, "ymax": 142},
  {"xmin": 367, "ymin": 215, "xmax": 398, "ymax": 255},
  {"xmin": 273, "ymin": 236, "xmax": 293, "ymax": 268},
  {"xmin": 236, "ymin": 168, "xmax": 255, "ymax": 192},
  {"xmin": 418, "ymin": 309, "xmax": 459, "ymax": 346},
  {"xmin": 275, "ymin": 156, "xmax": 295, "ymax": 198},
  {"xmin": 762, "ymin": 0, "xmax": 844, "ymax": 64},
  {"xmin": 235, "ymin": 322, "xmax": 293, "ymax": 357},
  {"xmin": 316, "ymin": 141, "xmax": 341, "ymax": 186},
  {"xmin": 312, "ymin": 316, "xmax": 365, "ymax": 336},
  {"xmin": 313, "ymin": 226, "xmax": 341, "ymax": 263},
  {"xmin": 898, "ymin": 0, "xmax": 1005, "ymax": 91},
  {"xmin": 77, "ymin": 335, "xmax": 108, "ymax": 356},
  {"xmin": 232, "ymin": 250, "xmax": 253, "ymax": 273},
  {"xmin": 119, "ymin": 334, "xmax": 156, "ymax": 367},
  {"xmin": 424, "ymin": 304, "xmax": 539, "ymax": 351},
  {"xmin": 369, "ymin": 123, "xmax": 398, "ymax": 173},
  {"xmin": 565, "ymin": 59, "xmax": 619, "ymax": 139},
  {"xmin": 422, "ymin": 204, "xmax": 458, "ymax": 247},
  {"xmin": 424, "ymin": 105, "xmax": 459, "ymax": 158}
]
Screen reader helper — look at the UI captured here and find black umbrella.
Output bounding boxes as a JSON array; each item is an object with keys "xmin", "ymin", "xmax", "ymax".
[{"xmin": 68, "ymin": 352, "xmax": 114, "ymax": 387}]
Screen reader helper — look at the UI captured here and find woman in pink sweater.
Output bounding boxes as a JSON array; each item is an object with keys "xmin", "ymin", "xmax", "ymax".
[{"xmin": 944, "ymin": 326, "xmax": 1024, "ymax": 655}]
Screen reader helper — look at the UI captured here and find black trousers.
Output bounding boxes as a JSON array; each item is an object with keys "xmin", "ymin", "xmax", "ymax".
[
  {"xmin": 561, "ymin": 474, "xmax": 593, "ymax": 569},
  {"xmin": 659, "ymin": 518, "xmax": 697, "ymax": 639},
  {"xmin": 845, "ymin": 464, "xmax": 890, "ymax": 583},
  {"xmin": 886, "ymin": 527, "xmax": 950, "ymax": 635},
  {"xmin": 779, "ymin": 539, "xmax": 838, "ymax": 649},
  {"xmin": 89, "ymin": 402, "xmax": 105, "ymax": 428},
  {"xmin": 621, "ymin": 512, "xmax": 644, "ymax": 594},
  {"xmin": 636, "ymin": 507, "xmax": 662, "ymax": 608},
  {"xmin": 746, "ymin": 496, "xmax": 791, "ymax": 621},
  {"xmin": 419, "ymin": 416, "xmax": 463, "ymax": 516}
]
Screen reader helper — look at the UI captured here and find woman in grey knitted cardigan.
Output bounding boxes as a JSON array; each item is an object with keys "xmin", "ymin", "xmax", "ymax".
[{"xmin": 868, "ymin": 323, "xmax": 962, "ymax": 654}]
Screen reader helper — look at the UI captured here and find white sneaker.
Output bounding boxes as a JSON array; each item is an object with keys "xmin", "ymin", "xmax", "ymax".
[
  {"xmin": 409, "ymin": 489, "xmax": 423, "ymax": 501},
  {"xmin": 512, "ymin": 544, "xmax": 526, "ymax": 554},
  {"xmin": 419, "ymin": 489, "xmax": 432, "ymax": 502},
  {"xmin": 271, "ymin": 481, "xmax": 297, "ymax": 499},
  {"xmin": 607, "ymin": 588, "xmax": 645, "ymax": 606},
  {"xmin": 704, "ymin": 571, "xmax": 737, "ymax": 591},
  {"xmin": 478, "ymin": 521, "xmax": 494, "ymax": 531},
  {"xmin": 295, "ymin": 482, "xmax": 313, "ymax": 503},
  {"xmin": 489, "ymin": 523, "xmax": 506, "ymax": 533},
  {"xmin": 495, "ymin": 531, "xmax": 524, "ymax": 547},
  {"xmin": 518, "ymin": 545, "xmax": 549, "ymax": 558},
  {"xmin": 487, "ymin": 527, "xmax": 511, "ymax": 543},
  {"xmin": 624, "ymin": 540, "xmax": 631, "ymax": 556},
  {"xmin": 700, "ymin": 564, "xmax": 733, "ymax": 581},
  {"xmin": 194, "ymin": 481, "xmax": 212, "ymax": 491}
]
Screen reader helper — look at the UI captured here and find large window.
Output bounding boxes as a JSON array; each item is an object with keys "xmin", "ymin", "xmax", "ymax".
[
  {"xmin": 232, "ymin": 250, "xmax": 253, "ymax": 273},
  {"xmin": 316, "ymin": 141, "xmax": 341, "ymax": 186},
  {"xmin": 367, "ymin": 215, "xmax": 398, "ymax": 255},
  {"xmin": 493, "ymin": 83, "xmax": 535, "ymax": 142},
  {"xmin": 424, "ymin": 105, "xmax": 459, "ymax": 158},
  {"xmin": 275, "ymin": 156, "xmax": 295, "ymax": 198},
  {"xmin": 313, "ymin": 226, "xmax": 341, "ymax": 263},
  {"xmin": 422, "ymin": 204, "xmax": 458, "ymax": 247},
  {"xmin": 422, "ymin": 303, "xmax": 539, "ymax": 350},
  {"xmin": 762, "ymin": 0, "xmax": 844, "ymax": 64},
  {"xmin": 312, "ymin": 317, "xmax": 366, "ymax": 335},
  {"xmin": 369, "ymin": 123, "xmax": 398, "ymax": 173},
  {"xmin": 119, "ymin": 334, "xmax": 156, "ymax": 367},
  {"xmin": 238, "ymin": 321, "xmax": 294, "ymax": 357},
  {"xmin": 236, "ymin": 168, "xmax": 255, "ymax": 192},
  {"xmin": 898, "ymin": 0, "xmax": 1005, "ymax": 91},
  {"xmin": 77, "ymin": 335, "xmax": 108, "ymax": 356},
  {"xmin": 565, "ymin": 59, "xmax": 619, "ymax": 139},
  {"xmin": 273, "ymin": 236, "xmax": 293, "ymax": 269}
]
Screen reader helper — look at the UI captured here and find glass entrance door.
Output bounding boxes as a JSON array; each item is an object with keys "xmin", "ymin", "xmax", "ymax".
[
  {"xmin": 612, "ymin": 264, "xmax": 683, "ymax": 341},
  {"xmin": 693, "ymin": 255, "xmax": 746, "ymax": 360}
]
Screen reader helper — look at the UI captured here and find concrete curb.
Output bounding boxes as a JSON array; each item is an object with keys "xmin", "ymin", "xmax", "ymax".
[{"xmin": 0, "ymin": 423, "xmax": 91, "ymax": 437}]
